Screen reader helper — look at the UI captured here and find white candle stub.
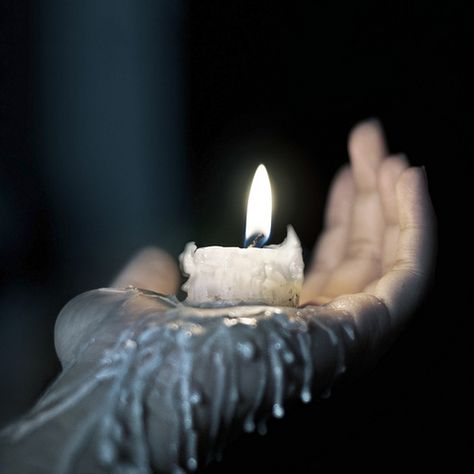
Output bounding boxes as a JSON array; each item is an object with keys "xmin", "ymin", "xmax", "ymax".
[{"xmin": 179, "ymin": 225, "xmax": 304, "ymax": 307}]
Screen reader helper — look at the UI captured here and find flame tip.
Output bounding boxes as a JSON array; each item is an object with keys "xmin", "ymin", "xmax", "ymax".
[{"xmin": 245, "ymin": 164, "xmax": 272, "ymax": 242}]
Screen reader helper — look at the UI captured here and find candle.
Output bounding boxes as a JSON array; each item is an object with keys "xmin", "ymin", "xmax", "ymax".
[
  {"xmin": 0, "ymin": 121, "xmax": 436, "ymax": 474},
  {"xmin": 180, "ymin": 164, "xmax": 304, "ymax": 306}
]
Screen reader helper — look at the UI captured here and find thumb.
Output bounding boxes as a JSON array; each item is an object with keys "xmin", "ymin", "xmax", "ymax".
[{"xmin": 111, "ymin": 247, "xmax": 180, "ymax": 295}]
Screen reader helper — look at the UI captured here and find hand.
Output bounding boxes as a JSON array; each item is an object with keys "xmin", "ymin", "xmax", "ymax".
[
  {"xmin": 116, "ymin": 119, "xmax": 436, "ymax": 334},
  {"xmin": 83, "ymin": 119, "xmax": 435, "ymax": 471},
  {"xmin": 301, "ymin": 119, "xmax": 436, "ymax": 329},
  {"xmin": 0, "ymin": 120, "xmax": 436, "ymax": 474}
]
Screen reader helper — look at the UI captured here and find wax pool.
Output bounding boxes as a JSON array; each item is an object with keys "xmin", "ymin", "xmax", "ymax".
[{"xmin": 179, "ymin": 225, "xmax": 304, "ymax": 307}]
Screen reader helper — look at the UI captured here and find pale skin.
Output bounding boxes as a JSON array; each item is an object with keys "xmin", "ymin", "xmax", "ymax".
[
  {"xmin": 0, "ymin": 120, "xmax": 436, "ymax": 473},
  {"xmin": 301, "ymin": 119, "xmax": 436, "ymax": 326},
  {"xmin": 119, "ymin": 119, "xmax": 436, "ymax": 330}
]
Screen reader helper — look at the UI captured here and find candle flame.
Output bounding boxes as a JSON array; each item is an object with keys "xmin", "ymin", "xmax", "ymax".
[{"xmin": 245, "ymin": 164, "xmax": 272, "ymax": 245}]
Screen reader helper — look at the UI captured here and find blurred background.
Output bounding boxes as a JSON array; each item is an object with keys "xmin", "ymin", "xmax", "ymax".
[{"xmin": 0, "ymin": 0, "xmax": 470, "ymax": 472}]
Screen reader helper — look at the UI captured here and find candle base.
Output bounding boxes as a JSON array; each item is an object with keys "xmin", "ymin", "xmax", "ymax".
[{"xmin": 180, "ymin": 225, "xmax": 305, "ymax": 308}]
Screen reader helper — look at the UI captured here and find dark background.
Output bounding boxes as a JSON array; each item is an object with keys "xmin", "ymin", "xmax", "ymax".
[{"xmin": 0, "ymin": 0, "xmax": 470, "ymax": 472}]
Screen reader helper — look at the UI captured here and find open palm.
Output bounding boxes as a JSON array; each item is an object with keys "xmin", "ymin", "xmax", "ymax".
[
  {"xmin": 0, "ymin": 120, "xmax": 436, "ymax": 473},
  {"xmin": 115, "ymin": 119, "xmax": 436, "ymax": 328},
  {"xmin": 301, "ymin": 119, "xmax": 435, "ymax": 326}
]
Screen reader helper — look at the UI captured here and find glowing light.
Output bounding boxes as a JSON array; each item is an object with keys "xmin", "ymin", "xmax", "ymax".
[{"xmin": 245, "ymin": 164, "xmax": 272, "ymax": 246}]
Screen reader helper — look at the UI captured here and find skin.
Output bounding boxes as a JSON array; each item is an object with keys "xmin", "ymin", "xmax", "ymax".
[
  {"xmin": 0, "ymin": 120, "xmax": 436, "ymax": 473},
  {"xmin": 302, "ymin": 120, "xmax": 436, "ymax": 329},
  {"xmin": 122, "ymin": 119, "xmax": 436, "ymax": 330}
]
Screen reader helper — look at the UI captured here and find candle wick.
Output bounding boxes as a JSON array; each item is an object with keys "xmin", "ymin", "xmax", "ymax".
[{"xmin": 245, "ymin": 233, "xmax": 265, "ymax": 248}]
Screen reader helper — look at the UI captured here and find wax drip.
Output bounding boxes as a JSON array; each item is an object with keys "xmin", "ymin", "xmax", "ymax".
[
  {"xmin": 297, "ymin": 331, "xmax": 313, "ymax": 403},
  {"xmin": 223, "ymin": 331, "xmax": 239, "ymax": 427},
  {"xmin": 315, "ymin": 318, "xmax": 347, "ymax": 383},
  {"xmin": 0, "ymin": 289, "xmax": 368, "ymax": 473},
  {"xmin": 209, "ymin": 350, "xmax": 225, "ymax": 459},
  {"xmin": 269, "ymin": 336, "xmax": 284, "ymax": 418},
  {"xmin": 177, "ymin": 331, "xmax": 198, "ymax": 471},
  {"xmin": 244, "ymin": 324, "xmax": 268, "ymax": 434},
  {"xmin": 98, "ymin": 324, "xmax": 153, "ymax": 468}
]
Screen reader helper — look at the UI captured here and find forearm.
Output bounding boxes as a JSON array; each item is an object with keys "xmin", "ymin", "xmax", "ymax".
[{"xmin": 0, "ymin": 288, "xmax": 390, "ymax": 473}]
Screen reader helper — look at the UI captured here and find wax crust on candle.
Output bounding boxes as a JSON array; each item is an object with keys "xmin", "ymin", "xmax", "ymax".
[{"xmin": 179, "ymin": 225, "xmax": 304, "ymax": 306}]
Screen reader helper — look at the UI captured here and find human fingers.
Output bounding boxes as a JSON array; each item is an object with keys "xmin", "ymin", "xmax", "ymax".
[
  {"xmin": 320, "ymin": 120, "xmax": 387, "ymax": 296},
  {"xmin": 373, "ymin": 167, "xmax": 436, "ymax": 325},
  {"xmin": 301, "ymin": 165, "xmax": 354, "ymax": 303},
  {"xmin": 378, "ymin": 155, "xmax": 410, "ymax": 273},
  {"xmin": 346, "ymin": 119, "xmax": 387, "ymax": 259},
  {"xmin": 349, "ymin": 118, "xmax": 388, "ymax": 191},
  {"xmin": 111, "ymin": 247, "xmax": 180, "ymax": 295}
]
